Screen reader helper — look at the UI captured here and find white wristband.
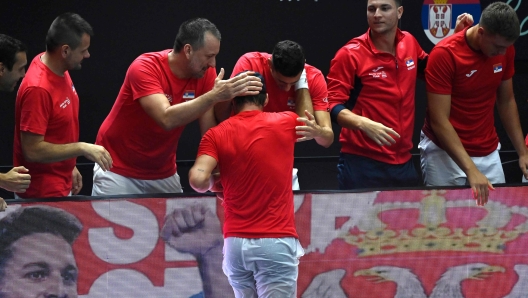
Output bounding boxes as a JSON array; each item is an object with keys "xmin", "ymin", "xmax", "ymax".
[{"xmin": 295, "ymin": 68, "xmax": 308, "ymax": 90}]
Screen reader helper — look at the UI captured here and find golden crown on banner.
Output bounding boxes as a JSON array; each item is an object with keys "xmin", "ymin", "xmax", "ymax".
[
  {"xmin": 339, "ymin": 190, "xmax": 528, "ymax": 257},
  {"xmin": 433, "ymin": 0, "xmax": 449, "ymax": 4}
]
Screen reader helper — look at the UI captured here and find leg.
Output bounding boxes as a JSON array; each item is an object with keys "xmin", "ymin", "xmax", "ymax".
[
  {"xmin": 223, "ymin": 238, "xmax": 258, "ymax": 298},
  {"xmin": 252, "ymin": 238, "xmax": 304, "ymax": 298},
  {"xmin": 419, "ymin": 133, "xmax": 467, "ymax": 186}
]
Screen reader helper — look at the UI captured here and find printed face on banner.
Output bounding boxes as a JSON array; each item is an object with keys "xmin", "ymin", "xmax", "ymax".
[
  {"xmin": 0, "ymin": 233, "xmax": 78, "ymax": 298},
  {"xmin": 3, "ymin": 186, "xmax": 528, "ymax": 298}
]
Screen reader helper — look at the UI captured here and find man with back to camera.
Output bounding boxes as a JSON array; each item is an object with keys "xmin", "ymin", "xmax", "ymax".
[
  {"xmin": 92, "ymin": 17, "xmax": 262, "ymax": 196},
  {"xmin": 215, "ymin": 40, "xmax": 334, "ymax": 189},
  {"xmin": 190, "ymin": 72, "xmax": 304, "ymax": 297},
  {"xmin": 420, "ymin": 2, "xmax": 528, "ymax": 206},
  {"xmin": 327, "ymin": 0, "xmax": 472, "ymax": 190},
  {"xmin": 0, "ymin": 34, "xmax": 31, "ymax": 210},
  {"xmin": 14, "ymin": 13, "xmax": 113, "ymax": 199}
]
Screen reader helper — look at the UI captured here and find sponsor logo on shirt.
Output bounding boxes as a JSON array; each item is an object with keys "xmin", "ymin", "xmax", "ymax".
[
  {"xmin": 405, "ymin": 57, "xmax": 415, "ymax": 70},
  {"xmin": 165, "ymin": 94, "xmax": 173, "ymax": 103},
  {"xmin": 465, "ymin": 70, "xmax": 477, "ymax": 77},
  {"xmin": 183, "ymin": 90, "xmax": 195, "ymax": 100},
  {"xmin": 372, "ymin": 66, "xmax": 384, "ymax": 72},
  {"xmin": 493, "ymin": 63, "xmax": 503, "ymax": 73},
  {"xmin": 287, "ymin": 98, "xmax": 295, "ymax": 109},
  {"xmin": 60, "ymin": 97, "xmax": 71, "ymax": 109},
  {"xmin": 368, "ymin": 71, "xmax": 387, "ymax": 78}
]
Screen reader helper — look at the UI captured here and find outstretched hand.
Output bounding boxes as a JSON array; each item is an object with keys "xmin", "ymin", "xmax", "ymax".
[
  {"xmin": 454, "ymin": 13, "xmax": 474, "ymax": 33},
  {"xmin": 0, "ymin": 198, "xmax": 6, "ymax": 212},
  {"xmin": 467, "ymin": 169, "xmax": 494, "ymax": 206},
  {"xmin": 0, "ymin": 166, "xmax": 30, "ymax": 193},
  {"xmin": 359, "ymin": 117, "xmax": 400, "ymax": 146},
  {"xmin": 296, "ymin": 110, "xmax": 323, "ymax": 142},
  {"xmin": 211, "ymin": 68, "xmax": 263, "ymax": 102}
]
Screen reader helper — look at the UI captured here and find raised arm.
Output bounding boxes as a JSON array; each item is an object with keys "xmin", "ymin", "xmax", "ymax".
[
  {"xmin": 140, "ymin": 69, "xmax": 261, "ymax": 131},
  {"xmin": 427, "ymin": 91, "xmax": 492, "ymax": 206}
]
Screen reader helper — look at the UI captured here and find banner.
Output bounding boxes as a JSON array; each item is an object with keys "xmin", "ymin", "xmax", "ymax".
[{"xmin": 1, "ymin": 186, "xmax": 527, "ymax": 297}]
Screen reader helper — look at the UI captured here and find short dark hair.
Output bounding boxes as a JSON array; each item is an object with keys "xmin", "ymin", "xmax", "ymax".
[
  {"xmin": 173, "ymin": 18, "xmax": 221, "ymax": 52},
  {"xmin": 233, "ymin": 71, "xmax": 267, "ymax": 108},
  {"xmin": 0, "ymin": 205, "xmax": 82, "ymax": 281},
  {"xmin": 271, "ymin": 40, "xmax": 305, "ymax": 77},
  {"xmin": 0, "ymin": 34, "xmax": 27, "ymax": 71},
  {"xmin": 46, "ymin": 12, "xmax": 94, "ymax": 52},
  {"xmin": 480, "ymin": 2, "xmax": 520, "ymax": 42},
  {"xmin": 367, "ymin": 0, "xmax": 402, "ymax": 7}
]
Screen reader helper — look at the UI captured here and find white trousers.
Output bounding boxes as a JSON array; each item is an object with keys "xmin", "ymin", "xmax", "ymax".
[
  {"xmin": 419, "ymin": 132, "xmax": 505, "ymax": 186},
  {"xmin": 222, "ymin": 237, "xmax": 304, "ymax": 298},
  {"xmin": 92, "ymin": 164, "xmax": 183, "ymax": 196}
]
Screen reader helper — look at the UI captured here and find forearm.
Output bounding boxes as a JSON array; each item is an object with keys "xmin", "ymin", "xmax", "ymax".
[
  {"xmin": 295, "ymin": 89, "xmax": 314, "ymax": 117},
  {"xmin": 189, "ymin": 168, "xmax": 213, "ymax": 193},
  {"xmin": 431, "ymin": 120, "xmax": 478, "ymax": 175},
  {"xmin": 197, "ymin": 244, "xmax": 233, "ymax": 298},
  {"xmin": 199, "ymin": 107, "xmax": 218, "ymax": 136},
  {"xmin": 497, "ymin": 99, "xmax": 527, "ymax": 157},
  {"xmin": 313, "ymin": 111, "xmax": 334, "ymax": 148},
  {"xmin": 335, "ymin": 109, "xmax": 364, "ymax": 131},
  {"xmin": 162, "ymin": 92, "xmax": 218, "ymax": 130},
  {"xmin": 214, "ymin": 101, "xmax": 232, "ymax": 123},
  {"xmin": 23, "ymin": 141, "xmax": 85, "ymax": 163}
]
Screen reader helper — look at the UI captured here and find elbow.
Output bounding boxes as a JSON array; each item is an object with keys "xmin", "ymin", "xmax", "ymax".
[
  {"xmin": 189, "ymin": 172, "xmax": 210, "ymax": 193},
  {"xmin": 22, "ymin": 148, "xmax": 41, "ymax": 163}
]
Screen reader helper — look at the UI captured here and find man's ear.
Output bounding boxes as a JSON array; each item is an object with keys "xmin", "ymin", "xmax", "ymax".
[
  {"xmin": 184, "ymin": 44, "xmax": 193, "ymax": 59},
  {"xmin": 267, "ymin": 58, "xmax": 274, "ymax": 71},
  {"xmin": 264, "ymin": 93, "xmax": 269, "ymax": 107},
  {"xmin": 61, "ymin": 44, "xmax": 70, "ymax": 58}
]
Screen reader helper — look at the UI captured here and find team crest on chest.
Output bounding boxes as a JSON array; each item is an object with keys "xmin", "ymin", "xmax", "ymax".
[
  {"xmin": 405, "ymin": 57, "xmax": 415, "ymax": 70},
  {"xmin": 493, "ymin": 63, "xmax": 503, "ymax": 73},
  {"xmin": 183, "ymin": 90, "xmax": 195, "ymax": 101},
  {"xmin": 287, "ymin": 98, "xmax": 295, "ymax": 110}
]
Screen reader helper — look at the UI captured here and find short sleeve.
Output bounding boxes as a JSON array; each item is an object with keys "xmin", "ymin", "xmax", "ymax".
[
  {"xmin": 425, "ymin": 47, "xmax": 455, "ymax": 95},
  {"xmin": 19, "ymin": 87, "xmax": 53, "ymax": 135}
]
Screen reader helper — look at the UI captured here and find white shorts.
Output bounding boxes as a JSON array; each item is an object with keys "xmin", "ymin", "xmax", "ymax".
[
  {"xmin": 419, "ymin": 132, "xmax": 505, "ymax": 186},
  {"xmin": 92, "ymin": 164, "xmax": 183, "ymax": 196},
  {"xmin": 222, "ymin": 237, "xmax": 304, "ymax": 298}
]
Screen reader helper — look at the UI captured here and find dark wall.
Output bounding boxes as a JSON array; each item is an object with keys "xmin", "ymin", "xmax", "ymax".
[{"xmin": 1, "ymin": 0, "xmax": 527, "ymax": 196}]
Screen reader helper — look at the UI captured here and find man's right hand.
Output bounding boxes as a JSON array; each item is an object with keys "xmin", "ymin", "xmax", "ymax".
[
  {"xmin": 83, "ymin": 143, "xmax": 113, "ymax": 171},
  {"xmin": 211, "ymin": 68, "xmax": 262, "ymax": 102},
  {"xmin": 467, "ymin": 168, "xmax": 494, "ymax": 206},
  {"xmin": 0, "ymin": 198, "xmax": 7, "ymax": 212},
  {"xmin": 358, "ymin": 116, "xmax": 400, "ymax": 146},
  {"xmin": 0, "ymin": 166, "xmax": 31, "ymax": 193}
]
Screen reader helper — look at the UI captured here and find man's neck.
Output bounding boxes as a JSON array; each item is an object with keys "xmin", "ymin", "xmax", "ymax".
[
  {"xmin": 370, "ymin": 29, "xmax": 397, "ymax": 55},
  {"xmin": 41, "ymin": 52, "xmax": 66, "ymax": 76},
  {"xmin": 168, "ymin": 50, "xmax": 189, "ymax": 79},
  {"xmin": 465, "ymin": 25, "xmax": 481, "ymax": 52},
  {"xmin": 235, "ymin": 103, "xmax": 263, "ymax": 114}
]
